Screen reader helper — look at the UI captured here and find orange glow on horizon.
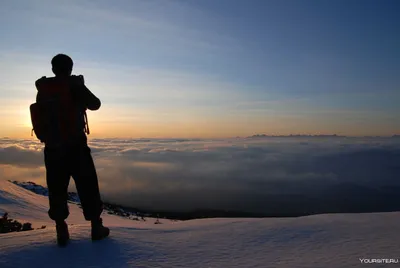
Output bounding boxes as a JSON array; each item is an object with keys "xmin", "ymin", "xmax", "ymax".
[
  {"xmin": 1, "ymin": 102, "xmax": 398, "ymax": 139},
  {"xmin": 3, "ymin": 117, "xmax": 399, "ymax": 140}
]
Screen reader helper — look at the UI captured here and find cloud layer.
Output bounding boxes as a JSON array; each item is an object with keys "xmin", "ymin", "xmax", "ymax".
[{"xmin": 1, "ymin": 137, "xmax": 400, "ymax": 214}]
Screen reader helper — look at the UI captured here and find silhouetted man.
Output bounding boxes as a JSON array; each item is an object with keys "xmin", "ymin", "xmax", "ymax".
[{"xmin": 32, "ymin": 54, "xmax": 109, "ymax": 246}]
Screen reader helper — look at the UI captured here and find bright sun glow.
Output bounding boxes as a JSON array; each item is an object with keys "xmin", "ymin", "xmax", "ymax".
[{"xmin": 17, "ymin": 102, "xmax": 34, "ymax": 129}]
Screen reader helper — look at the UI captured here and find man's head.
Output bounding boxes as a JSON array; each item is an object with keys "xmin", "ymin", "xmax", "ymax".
[{"xmin": 51, "ymin": 54, "xmax": 73, "ymax": 76}]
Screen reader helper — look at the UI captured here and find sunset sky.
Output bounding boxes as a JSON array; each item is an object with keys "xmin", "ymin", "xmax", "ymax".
[{"xmin": 1, "ymin": 0, "xmax": 399, "ymax": 138}]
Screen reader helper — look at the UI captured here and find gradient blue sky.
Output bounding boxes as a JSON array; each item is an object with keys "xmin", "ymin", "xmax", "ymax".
[{"xmin": 1, "ymin": 0, "xmax": 399, "ymax": 138}]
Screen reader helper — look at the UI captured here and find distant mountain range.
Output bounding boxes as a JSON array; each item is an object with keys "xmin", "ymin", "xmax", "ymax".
[
  {"xmin": 247, "ymin": 134, "xmax": 400, "ymax": 138},
  {"xmin": 248, "ymin": 134, "xmax": 344, "ymax": 138}
]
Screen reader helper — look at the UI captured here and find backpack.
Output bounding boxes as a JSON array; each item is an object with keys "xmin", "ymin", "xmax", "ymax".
[{"xmin": 30, "ymin": 76, "xmax": 90, "ymax": 144}]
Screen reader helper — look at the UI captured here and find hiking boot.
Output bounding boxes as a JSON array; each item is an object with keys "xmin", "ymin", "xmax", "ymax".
[
  {"xmin": 56, "ymin": 221, "xmax": 70, "ymax": 246},
  {"xmin": 91, "ymin": 218, "xmax": 109, "ymax": 241}
]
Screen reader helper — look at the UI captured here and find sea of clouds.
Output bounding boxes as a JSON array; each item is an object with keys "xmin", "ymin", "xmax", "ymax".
[{"xmin": 1, "ymin": 137, "xmax": 400, "ymax": 213}]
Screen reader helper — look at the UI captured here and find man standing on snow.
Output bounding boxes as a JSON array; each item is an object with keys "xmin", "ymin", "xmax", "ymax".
[{"xmin": 32, "ymin": 54, "xmax": 109, "ymax": 246}]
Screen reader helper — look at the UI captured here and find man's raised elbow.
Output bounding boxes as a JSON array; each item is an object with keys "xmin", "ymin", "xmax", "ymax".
[{"xmin": 88, "ymin": 99, "xmax": 101, "ymax": 111}]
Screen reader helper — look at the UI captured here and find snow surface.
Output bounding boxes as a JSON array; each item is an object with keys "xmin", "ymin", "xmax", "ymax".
[{"xmin": 1, "ymin": 181, "xmax": 399, "ymax": 268}]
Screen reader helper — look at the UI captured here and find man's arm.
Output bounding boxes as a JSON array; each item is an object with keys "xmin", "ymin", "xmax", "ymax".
[
  {"xmin": 71, "ymin": 76, "xmax": 101, "ymax": 111},
  {"xmin": 81, "ymin": 85, "xmax": 101, "ymax": 111}
]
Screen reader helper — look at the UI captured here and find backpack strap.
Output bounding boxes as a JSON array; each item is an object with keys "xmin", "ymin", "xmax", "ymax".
[{"xmin": 84, "ymin": 111, "xmax": 90, "ymax": 135}]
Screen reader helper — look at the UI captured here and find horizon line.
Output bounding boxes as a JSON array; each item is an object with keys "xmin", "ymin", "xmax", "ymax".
[{"xmin": 1, "ymin": 134, "xmax": 399, "ymax": 141}]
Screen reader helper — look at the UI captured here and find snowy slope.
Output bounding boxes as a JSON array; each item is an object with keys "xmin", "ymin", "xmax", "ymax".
[{"xmin": 1, "ymin": 181, "xmax": 399, "ymax": 268}]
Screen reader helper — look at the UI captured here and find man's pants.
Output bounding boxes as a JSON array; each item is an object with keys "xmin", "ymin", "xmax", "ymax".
[{"xmin": 44, "ymin": 144, "xmax": 103, "ymax": 221}]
